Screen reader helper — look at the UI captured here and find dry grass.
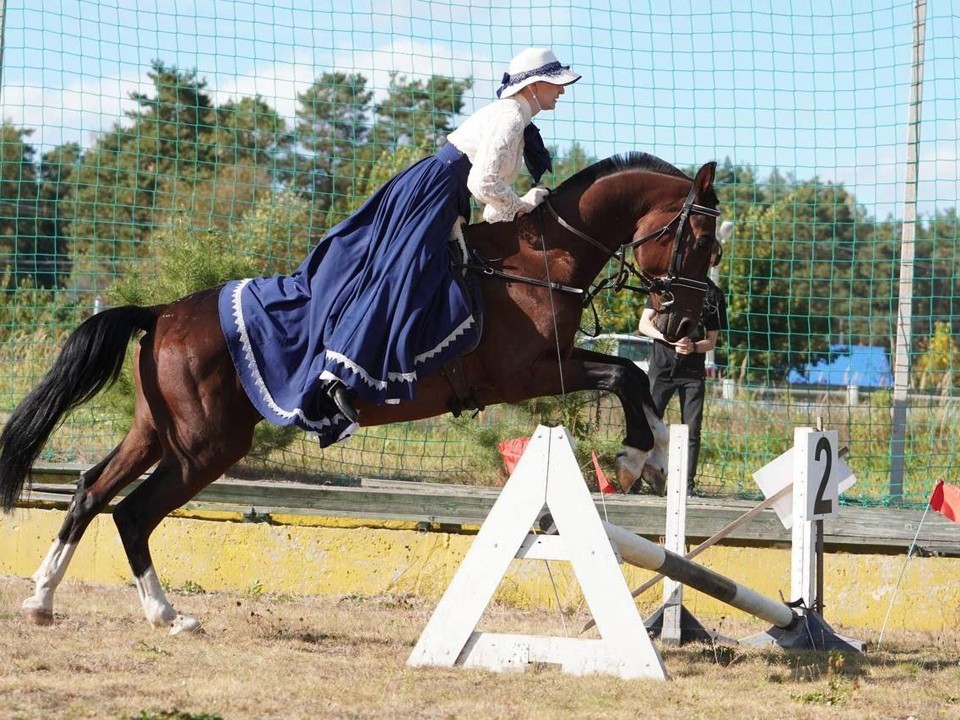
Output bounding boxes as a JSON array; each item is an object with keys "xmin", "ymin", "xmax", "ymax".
[{"xmin": 2, "ymin": 577, "xmax": 959, "ymax": 719}]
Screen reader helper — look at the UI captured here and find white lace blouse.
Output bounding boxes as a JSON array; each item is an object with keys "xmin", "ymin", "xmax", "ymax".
[{"xmin": 446, "ymin": 95, "xmax": 536, "ymax": 223}]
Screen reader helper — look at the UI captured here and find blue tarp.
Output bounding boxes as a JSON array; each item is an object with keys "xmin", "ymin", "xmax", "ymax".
[{"xmin": 787, "ymin": 345, "xmax": 893, "ymax": 388}]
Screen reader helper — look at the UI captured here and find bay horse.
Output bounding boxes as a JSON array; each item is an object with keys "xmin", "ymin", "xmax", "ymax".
[{"xmin": 0, "ymin": 153, "xmax": 720, "ymax": 633}]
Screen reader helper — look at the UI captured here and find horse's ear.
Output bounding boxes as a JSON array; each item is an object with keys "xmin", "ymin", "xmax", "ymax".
[{"xmin": 693, "ymin": 161, "xmax": 717, "ymax": 194}]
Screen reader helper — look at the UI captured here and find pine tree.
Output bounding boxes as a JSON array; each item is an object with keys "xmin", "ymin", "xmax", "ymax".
[{"xmin": 65, "ymin": 61, "xmax": 217, "ymax": 286}]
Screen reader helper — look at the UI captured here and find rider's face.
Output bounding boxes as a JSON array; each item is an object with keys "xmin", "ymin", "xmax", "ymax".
[{"xmin": 530, "ymin": 82, "xmax": 565, "ymax": 112}]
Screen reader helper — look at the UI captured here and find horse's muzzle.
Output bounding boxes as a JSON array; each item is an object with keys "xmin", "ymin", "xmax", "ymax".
[{"xmin": 656, "ymin": 313, "xmax": 697, "ymax": 344}]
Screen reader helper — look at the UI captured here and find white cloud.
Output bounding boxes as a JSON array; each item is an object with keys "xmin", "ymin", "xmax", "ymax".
[
  {"xmin": 831, "ymin": 134, "xmax": 958, "ymax": 218},
  {"xmin": 212, "ymin": 38, "xmax": 495, "ymax": 122},
  {"xmin": 4, "ymin": 71, "xmax": 151, "ymax": 150}
]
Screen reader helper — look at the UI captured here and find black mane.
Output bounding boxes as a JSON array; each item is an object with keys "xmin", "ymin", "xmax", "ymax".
[{"xmin": 554, "ymin": 152, "xmax": 691, "ymax": 195}]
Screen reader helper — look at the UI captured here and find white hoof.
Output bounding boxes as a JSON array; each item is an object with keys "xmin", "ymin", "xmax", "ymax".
[
  {"xmin": 169, "ymin": 614, "xmax": 202, "ymax": 635},
  {"xmin": 22, "ymin": 597, "xmax": 54, "ymax": 626}
]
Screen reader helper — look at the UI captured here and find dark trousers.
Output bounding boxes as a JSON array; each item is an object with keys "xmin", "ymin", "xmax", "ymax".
[{"xmin": 647, "ymin": 367, "xmax": 706, "ymax": 485}]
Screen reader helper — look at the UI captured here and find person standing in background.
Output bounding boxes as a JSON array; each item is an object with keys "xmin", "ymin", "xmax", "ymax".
[{"xmin": 637, "ymin": 245, "xmax": 727, "ymax": 494}]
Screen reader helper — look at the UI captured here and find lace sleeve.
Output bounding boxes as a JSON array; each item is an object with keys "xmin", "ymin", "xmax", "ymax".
[{"xmin": 467, "ymin": 109, "xmax": 528, "ymax": 223}]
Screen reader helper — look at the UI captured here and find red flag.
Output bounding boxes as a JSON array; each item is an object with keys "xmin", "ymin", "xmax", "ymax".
[
  {"xmin": 498, "ymin": 437, "xmax": 530, "ymax": 476},
  {"xmin": 592, "ymin": 451, "xmax": 617, "ymax": 494},
  {"xmin": 930, "ymin": 479, "xmax": 960, "ymax": 524}
]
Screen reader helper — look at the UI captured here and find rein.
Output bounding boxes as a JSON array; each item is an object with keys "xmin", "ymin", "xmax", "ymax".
[{"xmin": 454, "ymin": 253, "xmax": 584, "ymax": 296}]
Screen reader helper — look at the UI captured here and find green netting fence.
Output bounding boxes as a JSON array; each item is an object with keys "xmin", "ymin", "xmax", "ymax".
[{"xmin": 0, "ymin": 1, "xmax": 957, "ymax": 506}]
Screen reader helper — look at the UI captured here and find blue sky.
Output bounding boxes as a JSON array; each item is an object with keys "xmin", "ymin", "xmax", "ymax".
[{"xmin": 2, "ymin": 0, "xmax": 957, "ymax": 218}]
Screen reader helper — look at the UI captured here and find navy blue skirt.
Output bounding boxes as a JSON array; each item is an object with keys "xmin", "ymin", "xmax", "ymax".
[{"xmin": 219, "ymin": 144, "xmax": 480, "ymax": 445}]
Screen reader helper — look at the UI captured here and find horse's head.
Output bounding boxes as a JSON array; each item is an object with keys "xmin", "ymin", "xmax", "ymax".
[
  {"xmin": 543, "ymin": 155, "xmax": 720, "ymax": 344},
  {"xmin": 632, "ymin": 161, "xmax": 721, "ymax": 343}
]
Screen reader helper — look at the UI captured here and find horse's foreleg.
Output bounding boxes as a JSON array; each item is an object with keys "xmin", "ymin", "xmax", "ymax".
[
  {"xmin": 612, "ymin": 404, "xmax": 669, "ymax": 495},
  {"xmin": 595, "ymin": 357, "xmax": 669, "ymax": 494},
  {"xmin": 596, "ymin": 358, "xmax": 669, "ymax": 495},
  {"xmin": 23, "ymin": 432, "xmax": 161, "ymax": 625},
  {"xmin": 500, "ymin": 350, "xmax": 666, "ymax": 493}
]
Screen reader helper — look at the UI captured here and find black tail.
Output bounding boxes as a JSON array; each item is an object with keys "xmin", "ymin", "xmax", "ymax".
[{"xmin": 0, "ymin": 305, "xmax": 158, "ymax": 512}]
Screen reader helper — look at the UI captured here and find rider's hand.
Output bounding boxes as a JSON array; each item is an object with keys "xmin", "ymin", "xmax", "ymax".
[{"xmin": 519, "ymin": 186, "xmax": 550, "ymax": 213}]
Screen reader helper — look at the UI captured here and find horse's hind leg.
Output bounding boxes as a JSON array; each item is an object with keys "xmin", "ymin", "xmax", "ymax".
[
  {"xmin": 112, "ymin": 462, "xmax": 200, "ymax": 634},
  {"xmin": 112, "ymin": 446, "xmax": 249, "ymax": 634},
  {"xmin": 22, "ymin": 427, "xmax": 161, "ymax": 625},
  {"xmin": 99, "ymin": 286, "xmax": 261, "ymax": 634}
]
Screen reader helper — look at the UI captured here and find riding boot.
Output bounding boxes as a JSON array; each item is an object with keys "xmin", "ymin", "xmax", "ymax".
[{"xmin": 322, "ymin": 379, "xmax": 359, "ymax": 423}]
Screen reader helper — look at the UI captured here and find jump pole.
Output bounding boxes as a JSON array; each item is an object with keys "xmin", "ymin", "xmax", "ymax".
[{"xmin": 602, "ymin": 521, "xmax": 799, "ymax": 631}]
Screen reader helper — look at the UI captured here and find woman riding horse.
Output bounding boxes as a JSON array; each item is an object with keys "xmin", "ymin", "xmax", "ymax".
[
  {"xmin": 0, "ymin": 95, "xmax": 721, "ymax": 632},
  {"xmin": 220, "ymin": 48, "xmax": 581, "ymax": 446}
]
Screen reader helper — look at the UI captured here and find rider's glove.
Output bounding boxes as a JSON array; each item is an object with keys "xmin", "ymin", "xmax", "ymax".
[{"xmin": 519, "ymin": 186, "xmax": 550, "ymax": 214}]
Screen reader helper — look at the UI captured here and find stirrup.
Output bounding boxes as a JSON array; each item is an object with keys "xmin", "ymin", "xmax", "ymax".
[{"xmin": 329, "ymin": 382, "xmax": 359, "ymax": 423}]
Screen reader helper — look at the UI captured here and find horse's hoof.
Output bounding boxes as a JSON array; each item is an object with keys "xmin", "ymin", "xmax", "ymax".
[
  {"xmin": 169, "ymin": 614, "xmax": 202, "ymax": 635},
  {"xmin": 615, "ymin": 447, "xmax": 647, "ymax": 494},
  {"xmin": 24, "ymin": 605, "xmax": 54, "ymax": 626},
  {"xmin": 616, "ymin": 469, "xmax": 638, "ymax": 494},
  {"xmin": 641, "ymin": 464, "xmax": 667, "ymax": 496}
]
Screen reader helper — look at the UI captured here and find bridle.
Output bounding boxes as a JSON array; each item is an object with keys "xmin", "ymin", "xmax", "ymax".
[
  {"xmin": 543, "ymin": 182, "xmax": 720, "ymax": 309},
  {"xmin": 457, "ymin": 182, "xmax": 720, "ymax": 333}
]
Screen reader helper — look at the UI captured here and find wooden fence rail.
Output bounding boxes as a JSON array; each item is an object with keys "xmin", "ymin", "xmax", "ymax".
[{"xmin": 19, "ymin": 463, "xmax": 960, "ymax": 557}]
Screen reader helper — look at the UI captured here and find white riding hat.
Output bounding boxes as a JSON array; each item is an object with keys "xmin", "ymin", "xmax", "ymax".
[{"xmin": 497, "ymin": 48, "xmax": 581, "ymax": 99}]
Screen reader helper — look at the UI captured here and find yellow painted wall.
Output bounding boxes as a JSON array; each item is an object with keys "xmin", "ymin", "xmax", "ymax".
[{"xmin": 3, "ymin": 506, "xmax": 959, "ymax": 633}]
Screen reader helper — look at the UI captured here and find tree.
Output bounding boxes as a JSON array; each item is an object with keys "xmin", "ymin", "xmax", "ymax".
[
  {"xmin": 158, "ymin": 96, "xmax": 292, "ymax": 233},
  {"xmin": 913, "ymin": 321, "xmax": 960, "ymax": 392},
  {"xmin": 306, "ymin": 73, "xmax": 472, "ymax": 227},
  {"xmin": 291, "ymin": 72, "xmax": 373, "ymax": 213},
  {"xmin": 722, "ymin": 182, "xmax": 836, "ymax": 383},
  {"xmin": 210, "ymin": 95, "xmax": 292, "ymax": 169},
  {"xmin": 712, "ymin": 158, "xmax": 766, "ymax": 212},
  {"xmin": 372, "ymin": 73, "xmax": 472, "ymax": 150},
  {"xmin": 913, "ymin": 208, "xmax": 960, "ymax": 341},
  {"xmin": 0, "ymin": 123, "xmax": 66, "ymax": 288},
  {"xmin": 37, "ymin": 142, "xmax": 80, "ymax": 286},
  {"xmin": 699, "ymin": 168, "xmax": 901, "ymax": 383},
  {"xmin": 65, "ymin": 61, "xmax": 218, "ymax": 282}
]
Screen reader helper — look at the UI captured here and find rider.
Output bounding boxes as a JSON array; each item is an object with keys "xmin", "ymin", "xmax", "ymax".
[{"xmin": 219, "ymin": 48, "xmax": 580, "ymax": 445}]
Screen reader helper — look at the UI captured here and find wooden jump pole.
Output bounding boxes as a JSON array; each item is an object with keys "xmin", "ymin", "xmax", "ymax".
[{"xmin": 602, "ymin": 521, "xmax": 798, "ymax": 631}]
